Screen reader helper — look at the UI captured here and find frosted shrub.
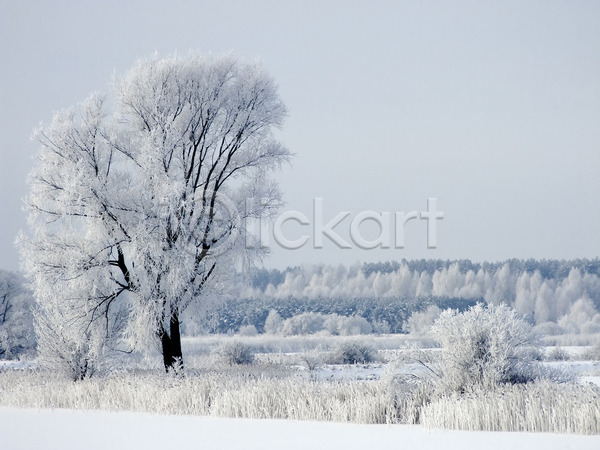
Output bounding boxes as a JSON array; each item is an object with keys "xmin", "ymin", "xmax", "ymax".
[
  {"xmin": 404, "ymin": 305, "xmax": 441, "ymax": 336},
  {"xmin": 299, "ymin": 350, "xmax": 323, "ymax": 372},
  {"xmin": 219, "ymin": 341, "xmax": 255, "ymax": 365},
  {"xmin": 280, "ymin": 312, "xmax": 326, "ymax": 336},
  {"xmin": 546, "ymin": 346, "xmax": 571, "ymax": 361},
  {"xmin": 431, "ymin": 303, "xmax": 540, "ymax": 392},
  {"xmin": 533, "ymin": 321, "xmax": 565, "ymax": 336},
  {"xmin": 330, "ymin": 342, "xmax": 376, "ymax": 364},
  {"xmin": 35, "ymin": 307, "xmax": 105, "ymax": 381},
  {"xmin": 335, "ymin": 315, "xmax": 373, "ymax": 336},
  {"xmin": 580, "ymin": 345, "xmax": 600, "ymax": 361},
  {"xmin": 238, "ymin": 325, "xmax": 258, "ymax": 337},
  {"xmin": 264, "ymin": 310, "xmax": 283, "ymax": 334}
]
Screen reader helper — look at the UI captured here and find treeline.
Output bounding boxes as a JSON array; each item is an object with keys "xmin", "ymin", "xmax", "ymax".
[
  {"xmin": 254, "ymin": 258, "xmax": 600, "ymax": 289},
  {"xmin": 190, "ymin": 258, "xmax": 600, "ymax": 335},
  {"xmin": 4, "ymin": 259, "xmax": 600, "ymax": 343},
  {"xmin": 202, "ymin": 295, "xmax": 478, "ymax": 334}
]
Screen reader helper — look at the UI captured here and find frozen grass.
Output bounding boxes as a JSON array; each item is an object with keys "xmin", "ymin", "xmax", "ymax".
[
  {"xmin": 545, "ymin": 346, "xmax": 572, "ymax": 361},
  {"xmin": 0, "ymin": 369, "xmax": 421, "ymax": 424},
  {"xmin": 421, "ymin": 381, "xmax": 600, "ymax": 434},
  {"xmin": 2, "ymin": 368, "xmax": 599, "ymax": 433},
  {"xmin": 541, "ymin": 333, "xmax": 600, "ymax": 347},
  {"xmin": 2, "ymin": 333, "xmax": 600, "ymax": 434},
  {"xmin": 181, "ymin": 333, "xmax": 437, "ymax": 356}
]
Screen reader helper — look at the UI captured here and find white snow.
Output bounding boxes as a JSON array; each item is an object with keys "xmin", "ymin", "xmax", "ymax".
[{"xmin": 1, "ymin": 408, "xmax": 599, "ymax": 450}]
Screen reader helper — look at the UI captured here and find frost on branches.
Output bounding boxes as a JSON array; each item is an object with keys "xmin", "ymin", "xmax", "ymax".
[
  {"xmin": 19, "ymin": 54, "xmax": 290, "ymax": 376},
  {"xmin": 431, "ymin": 303, "xmax": 541, "ymax": 393},
  {"xmin": 0, "ymin": 270, "xmax": 35, "ymax": 359}
]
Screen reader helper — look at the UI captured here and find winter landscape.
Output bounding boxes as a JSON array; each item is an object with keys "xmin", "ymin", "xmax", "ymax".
[{"xmin": 1, "ymin": 1, "xmax": 600, "ymax": 449}]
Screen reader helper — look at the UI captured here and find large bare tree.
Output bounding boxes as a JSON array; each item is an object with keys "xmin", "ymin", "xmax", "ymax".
[{"xmin": 20, "ymin": 54, "xmax": 290, "ymax": 375}]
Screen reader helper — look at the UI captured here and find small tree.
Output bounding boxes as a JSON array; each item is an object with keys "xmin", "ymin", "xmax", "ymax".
[
  {"xmin": 219, "ymin": 341, "xmax": 255, "ymax": 365},
  {"xmin": 431, "ymin": 303, "xmax": 540, "ymax": 392},
  {"xmin": 20, "ymin": 53, "xmax": 290, "ymax": 373},
  {"xmin": 0, "ymin": 271, "xmax": 35, "ymax": 359},
  {"xmin": 404, "ymin": 305, "xmax": 441, "ymax": 336},
  {"xmin": 264, "ymin": 309, "xmax": 283, "ymax": 334}
]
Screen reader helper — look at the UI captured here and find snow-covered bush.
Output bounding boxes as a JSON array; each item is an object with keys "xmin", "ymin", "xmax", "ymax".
[
  {"xmin": 219, "ymin": 341, "xmax": 255, "ymax": 365},
  {"xmin": 533, "ymin": 321, "xmax": 565, "ymax": 336},
  {"xmin": 280, "ymin": 313, "xmax": 326, "ymax": 336},
  {"xmin": 404, "ymin": 305, "xmax": 442, "ymax": 336},
  {"xmin": 267, "ymin": 312, "xmax": 374, "ymax": 337},
  {"xmin": 546, "ymin": 346, "xmax": 571, "ymax": 361},
  {"xmin": 238, "ymin": 325, "xmax": 258, "ymax": 337},
  {"xmin": 34, "ymin": 293, "xmax": 116, "ymax": 380},
  {"xmin": 0, "ymin": 271, "xmax": 35, "ymax": 359},
  {"xmin": 330, "ymin": 342, "xmax": 376, "ymax": 364},
  {"xmin": 558, "ymin": 297, "xmax": 600, "ymax": 334},
  {"xmin": 23, "ymin": 249, "xmax": 128, "ymax": 380},
  {"xmin": 328, "ymin": 315, "xmax": 373, "ymax": 336},
  {"xmin": 431, "ymin": 303, "xmax": 541, "ymax": 392},
  {"xmin": 580, "ymin": 345, "xmax": 600, "ymax": 361},
  {"xmin": 299, "ymin": 350, "xmax": 323, "ymax": 372},
  {"xmin": 264, "ymin": 310, "xmax": 283, "ymax": 334}
]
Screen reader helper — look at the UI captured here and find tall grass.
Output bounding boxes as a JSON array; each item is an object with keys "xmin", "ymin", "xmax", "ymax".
[
  {"xmin": 0, "ymin": 369, "xmax": 418, "ymax": 424},
  {"xmin": 181, "ymin": 333, "xmax": 436, "ymax": 356},
  {"xmin": 421, "ymin": 381, "xmax": 600, "ymax": 434},
  {"xmin": 3, "ymin": 369, "xmax": 598, "ymax": 433}
]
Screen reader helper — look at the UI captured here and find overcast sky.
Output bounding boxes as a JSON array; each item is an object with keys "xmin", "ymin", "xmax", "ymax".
[{"xmin": 1, "ymin": 0, "xmax": 599, "ymax": 271}]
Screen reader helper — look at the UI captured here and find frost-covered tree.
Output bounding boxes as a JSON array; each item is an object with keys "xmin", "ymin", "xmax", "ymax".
[
  {"xmin": 264, "ymin": 309, "xmax": 283, "ymax": 334},
  {"xmin": 431, "ymin": 303, "xmax": 540, "ymax": 392},
  {"xmin": 0, "ymin": 270, "xmax": 35, "ymax": 359},
  {"xmin": 404, "ymin": 305, "xmax": 441, "ymax": 336},
  {"xmin": 20, "ymin": 54, "xmax": 290, "ymax": 372}
]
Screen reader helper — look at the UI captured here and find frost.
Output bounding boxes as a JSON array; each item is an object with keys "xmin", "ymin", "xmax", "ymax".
[{"xmin": 19, "ymin": 53, "xmax": 291, "ymax": 373}]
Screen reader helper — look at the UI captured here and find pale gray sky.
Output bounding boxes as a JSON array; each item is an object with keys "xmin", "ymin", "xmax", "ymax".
[{"xmin": 1, "ymin": 0, "xmax": 599, "ymax": 271}]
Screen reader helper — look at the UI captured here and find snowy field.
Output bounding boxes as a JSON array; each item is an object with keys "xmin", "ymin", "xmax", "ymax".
[
  {"xmin": 2, "ymin": 334, "xmax": 600, "ymax": 449},
  {"xmin": 1, "ymin": 408, "xmax": 599, "ymax": 450}
]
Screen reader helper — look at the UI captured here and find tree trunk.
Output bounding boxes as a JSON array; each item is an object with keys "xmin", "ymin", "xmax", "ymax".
[{"xmin": 160, "ymin": 312, "xmax": 183, "ymax": 373}]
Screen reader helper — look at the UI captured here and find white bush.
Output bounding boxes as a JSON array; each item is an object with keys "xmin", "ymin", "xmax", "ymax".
[
  {"xmin": 218, "ymin": 341, "xmax": 255, "ymax": 365},
  {"xmin": 238, "ymin": 325, "xmax": 258, "ymax": 337},
  {"xmin": 264, "ymin": 310, "xmax": 283, "ymax": 334},
  {"xmin": 431, "ymin": 303, "xmax": 541, "ymax": 392},
  {"xmin": 280, "ymin": 312, "xmax": 326, "ymax": 336},
  {"xmin": 580, "ymin": 346, "xmax": 600, "ymax": 361},
  {"xmin": 34, "ymin": 301, "xmax": 107, "ymax": 380},
  {"xmin": 324, "ymin": 314, "xmax": 372, "ymax": 336},
  {"xmin": 558, "ymin": 297, "xmax": 600, "ymax": 334},
  {"xmin": 329, "ymin": 342, "xmax": 377, "ymax": 364},
  {"xmin": 546, "ymin": 346, "xmax": 571, "ymax": 361},
  {"xmin": 0, "ymin": 271, "xmax": 35, "ymax": 359},
  {"xmin": 533, "ymin": 321, "xmax": 565, "ymax": 336},
  {"xmin": 404, "ymin": 305, "xmax": 442, "ymax": 336}
]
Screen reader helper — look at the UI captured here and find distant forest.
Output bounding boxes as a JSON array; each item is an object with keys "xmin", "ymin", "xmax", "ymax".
[{"xmin": 194, "ymin": 258, "xmax": 600, "ymax": 335}]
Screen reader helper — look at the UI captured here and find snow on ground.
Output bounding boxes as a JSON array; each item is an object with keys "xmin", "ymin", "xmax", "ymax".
[
  {"xmin": 545, "ymin": 360, "xmax": 600, "ymax": 379},
  {"xmin": 581, "ymin": 376, "xmax": 600, "ymax": 386},
  {"xmin": 1, "ymin": 408, "xmax": 599, "ymax": 450},
  {"xmin": 0, "ymin": 360, "xmax": 36, "ymax": 370}
]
